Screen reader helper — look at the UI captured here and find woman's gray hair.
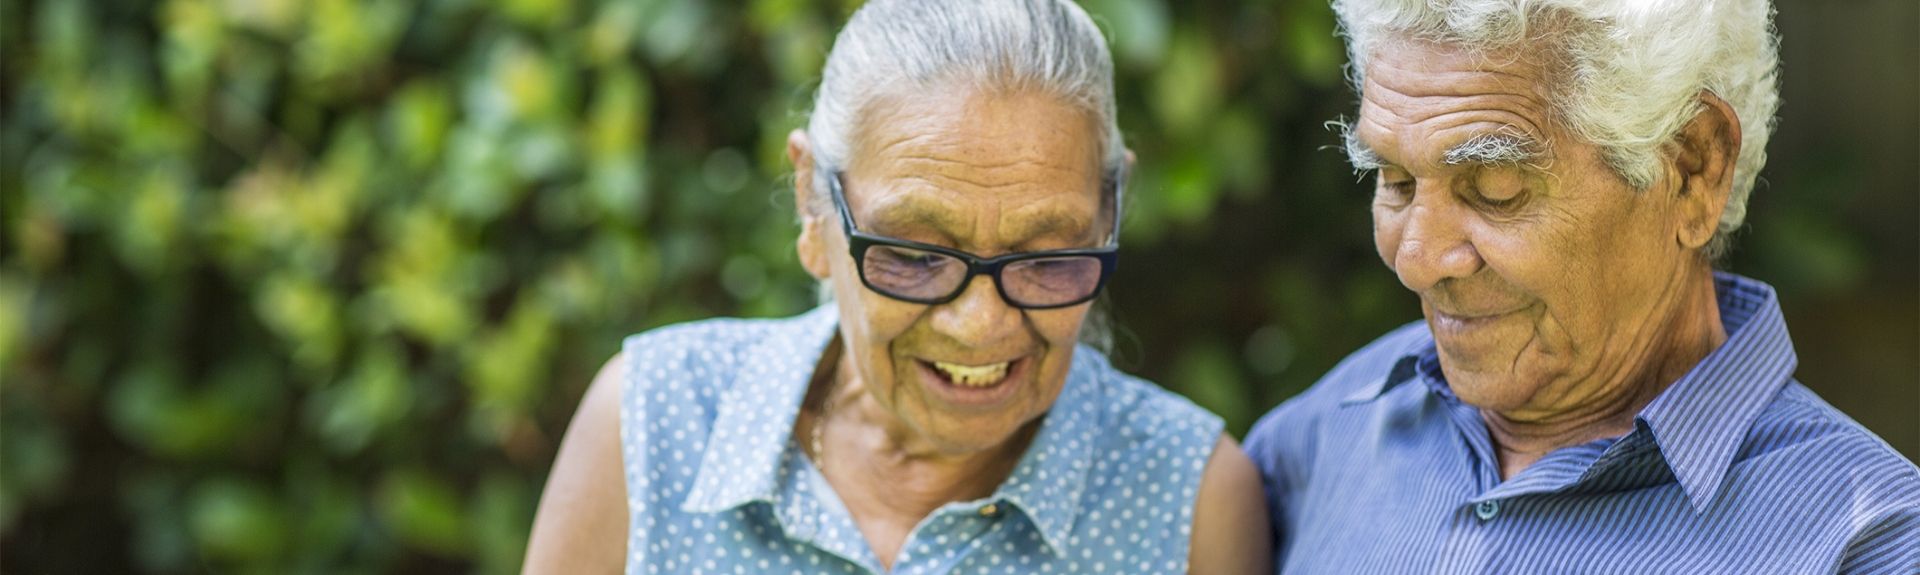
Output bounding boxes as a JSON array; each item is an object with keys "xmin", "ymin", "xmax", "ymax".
[
  {"xmin": 800, "ymin": 0, "xmax": 1125, "ymax": 351},
  {"xmin": 1333, "ymin": 0, "xmax": 1782, "ymax": 259},
  {"xmin": 804, "ymin": 0, "xmax": 1126, "ymax": 207}
]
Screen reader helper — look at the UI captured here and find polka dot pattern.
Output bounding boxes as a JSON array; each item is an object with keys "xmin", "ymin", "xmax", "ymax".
[{"xmin": 618, "ymin": 305, "xmax": 1224, "ymax": 574}]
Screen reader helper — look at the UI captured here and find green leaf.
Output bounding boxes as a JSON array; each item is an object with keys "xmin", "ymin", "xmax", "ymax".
[
  {"xmin": 310, "ymin": 342, "xmax": 412, "ymax": 454},
  {"xmin": 378, "ymin": 468, "xmax": 469, "ymax": 556},
  {"xmin": 387, "ymin": 80, "xmax": 456, "ymax": 171},
  {"xmin": 1081, "ymin": 0, "xmax": 1171, "ymax": 68},
  {"xmin": 1150, "ymin": 31, "xmax": 1223, "ymax": 139},
  {"xmin": 189, "ymin": 478, "xmax": 289, "ymax": 562},
  {"xmin": 1169, "ymin": 339, "xmax": 1251, "ymax": 430}
]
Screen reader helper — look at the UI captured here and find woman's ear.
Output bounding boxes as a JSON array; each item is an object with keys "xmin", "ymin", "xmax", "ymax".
[
  {"xmin": 1671, "ymin": 91, "xmax": 1742, "ymax": 251},
  {"xmin": 789, "ymin": 129, "xmax": 831, "ymax": 280}
]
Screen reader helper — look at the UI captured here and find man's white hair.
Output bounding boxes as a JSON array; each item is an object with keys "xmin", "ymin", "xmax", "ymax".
[{"xmin": 1334, "ymin": 0, "xmax": 1782, "ymax": 258}]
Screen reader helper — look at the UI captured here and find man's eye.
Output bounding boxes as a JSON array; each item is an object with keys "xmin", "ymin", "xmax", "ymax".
[
  {"xmin": 1377, "ymin": 178, "xmax": 1415, "ymax": 200},
  {"xmin": 1473, "ymin": 184, "xmax": 1526, "ymax": 210},
  {"xmin": 1479, "ymin": 193, "xmax": 1520, "ymax": 208},
  {"xmin": 1474, "ymin": 171, "xmax": 1527, "ymax": 208}
]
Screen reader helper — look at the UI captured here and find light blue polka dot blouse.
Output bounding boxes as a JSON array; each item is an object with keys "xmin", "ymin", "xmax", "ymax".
[{"xmin": 618, "ymin": 304, "xmax": 1224, "ymax": 574}]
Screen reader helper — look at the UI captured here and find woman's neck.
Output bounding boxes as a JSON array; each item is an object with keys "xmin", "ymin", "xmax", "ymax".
[{"xmin": 796, "ymin": 338, "xmax": 1037, "ymax": 568}]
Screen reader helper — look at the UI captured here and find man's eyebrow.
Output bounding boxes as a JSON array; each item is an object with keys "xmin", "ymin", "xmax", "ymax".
[
  {"xmin": 1331, "ymin": 118, "xmax": 1384, "ymax": 173},
  {"xmin": 1332, "ymin": 120, "xmax": 1551, "ymax": 176},
  {"xmin": 1443, "ymin": 131, "xmax": 1547, "ymax": 168}
]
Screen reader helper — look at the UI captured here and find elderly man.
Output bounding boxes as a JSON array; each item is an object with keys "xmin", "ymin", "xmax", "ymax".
[{"xmin": 1243, "ymin": 0, "xmax": 1919, "ymax": 573}]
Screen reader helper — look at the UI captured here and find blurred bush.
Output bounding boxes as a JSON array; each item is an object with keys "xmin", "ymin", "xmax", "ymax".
[{"xmin": 1, "ymin": 0, "xmax": 1912, "ymax": 572}]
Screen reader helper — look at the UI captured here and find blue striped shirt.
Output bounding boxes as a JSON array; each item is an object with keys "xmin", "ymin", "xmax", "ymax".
[{"xmin": 1244, "ymin": 272, "xmax": 1920, "ymax": 573}]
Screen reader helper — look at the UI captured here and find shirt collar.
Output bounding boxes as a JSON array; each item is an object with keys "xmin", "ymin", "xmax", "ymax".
[
  {"xmin": 680, "ymin": 304, "xmax": 840, "ymax": 514},
  {"xmin": 678, "ymin": 303, "xmax": 1103, "ymax": 556},
  {"xmin": 1340, "ymin": 332, "xmax": 1436, "ymax": 405},
  {"xmin": 1636, "ymin": 272, "xmax": 1796, "ymax": 511},
  {"xmin": 1341, "ymin": 272, "xmax": 1797, "ymax": 511}
]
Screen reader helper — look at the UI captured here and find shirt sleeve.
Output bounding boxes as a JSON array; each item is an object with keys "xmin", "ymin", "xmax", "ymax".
[
  {"xmin": 1242, "ymin": 399, "xmax": 1308, "ymax": 567},
  {"xmin": 1837, "ymin": 505, "xmax": 1920, "ymax": 575}
]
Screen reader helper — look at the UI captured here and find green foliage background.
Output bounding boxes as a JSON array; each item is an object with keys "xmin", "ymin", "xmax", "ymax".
[{"xmin": 2, "ymin": 0, "xmax": 1913, "ymax": 572}]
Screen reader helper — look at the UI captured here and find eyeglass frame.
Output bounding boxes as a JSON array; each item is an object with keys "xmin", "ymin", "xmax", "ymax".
[{"xmin": 824, "ymin": 168, "xmax": 1126, "ymax": 310}]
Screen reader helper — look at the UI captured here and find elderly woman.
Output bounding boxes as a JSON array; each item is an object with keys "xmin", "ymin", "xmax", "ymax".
[{"xmin": 523, "ymin": 1, "xmax": 1270, "ymax": 573}]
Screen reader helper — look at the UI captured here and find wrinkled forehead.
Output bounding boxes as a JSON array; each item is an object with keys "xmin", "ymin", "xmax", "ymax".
[
  {"xmin": 1353, "ymin": 37, "xmax": 1561, "ymax": 171},
  {"xmin": 846, "ymin": 88, "xmax": 1105, "ymax": 184},
  {"xmin": 840, "ymin": 88, "xmax": 1110, "ymax": 239}
]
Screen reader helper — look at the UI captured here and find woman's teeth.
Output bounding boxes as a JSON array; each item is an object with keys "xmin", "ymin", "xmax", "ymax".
[{"xmin": 931, "ymin": 360, "xmax": 1010, "ymax": 387}]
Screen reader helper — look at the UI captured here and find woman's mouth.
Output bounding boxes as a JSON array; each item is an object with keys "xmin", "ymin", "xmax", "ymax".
[
  {"xmin": 929, "ymin": 360, "xmax": 1011, "ymax": 387},
  {"xmin": 915, "ymin": 356, "xmax": 1028, "ymax": 409}
]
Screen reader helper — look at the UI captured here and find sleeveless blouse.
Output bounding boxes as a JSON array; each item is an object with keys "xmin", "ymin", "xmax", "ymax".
[{"xmin": 618, "ymin": 304, "xmax": 1223, "ymax": 574}]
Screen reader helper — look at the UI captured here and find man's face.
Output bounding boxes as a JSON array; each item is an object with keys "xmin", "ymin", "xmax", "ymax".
[{"xmin": 1354, "ymin": 38, "xmax": 1702, "ymax": 416}]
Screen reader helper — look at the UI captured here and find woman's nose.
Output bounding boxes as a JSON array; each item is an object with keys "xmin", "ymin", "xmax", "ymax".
[{"xmin": 930, "ymin": 274, "xmax": 1022, "ymax": 347}]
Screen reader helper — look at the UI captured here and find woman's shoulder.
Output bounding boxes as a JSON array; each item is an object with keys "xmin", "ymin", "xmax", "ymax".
[
  {"xmin": 614, "ymin": 306, "xmax": 836, "ymax": 412},
  {"xmin": 619, "ymin": 306, "xmax": 836, "ymax": 373},
  {"xmin": 1074, "ymin": 346, "xmax": 1225, "ymax": 455}
]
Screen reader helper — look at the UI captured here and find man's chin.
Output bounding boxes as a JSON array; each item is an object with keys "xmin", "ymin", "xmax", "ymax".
[{"xmin": 1435, "ymin": 357, "xmax": 1541, "ymax": 412}]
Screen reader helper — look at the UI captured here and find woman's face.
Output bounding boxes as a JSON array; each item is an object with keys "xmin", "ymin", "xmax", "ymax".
[{"xmin": 794, "ymin": 88, "xmax": 1110, "ymax": 455}]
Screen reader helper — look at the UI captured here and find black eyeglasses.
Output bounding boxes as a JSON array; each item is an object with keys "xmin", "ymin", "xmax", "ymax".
[{"xmin": 827, "ymin": 170, "xmax": 1124, "ymax": 309}]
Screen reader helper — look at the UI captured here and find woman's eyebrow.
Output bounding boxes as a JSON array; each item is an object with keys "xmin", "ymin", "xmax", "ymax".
[
  {"xmin": 1001, "ymin": 207, "xmax": 1097, "ymax": 246},
  {"xmin": 864, "ymin": 195, "xmax": 1098, "ymax": 247},
  {"xmin": 863, "ymin": 195, "xmax": 968, "ymax": 240}
]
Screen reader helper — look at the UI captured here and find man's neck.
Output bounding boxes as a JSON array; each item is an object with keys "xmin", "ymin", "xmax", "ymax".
[{"xmin": 1481, "ymin": 268, "xmax": 1728, "ymax": 481}]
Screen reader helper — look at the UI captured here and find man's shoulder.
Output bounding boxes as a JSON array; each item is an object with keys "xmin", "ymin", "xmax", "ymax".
[
  {"xmin": 1247, "ymin": 320, "xmax": 1431, "ymax": 435},
  {"xmin": 1740, "ymin": 382, "xmax": 1920, "ymax": 503},
  {"xmin": 1243, "ymin": 320, "xmax": 1430, "ymax": 474}
]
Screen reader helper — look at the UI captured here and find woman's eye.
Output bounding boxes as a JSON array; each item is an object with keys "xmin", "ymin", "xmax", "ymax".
[{"xmin": 876, "ymin": 247, "xmax": 947, "ymax": 269}]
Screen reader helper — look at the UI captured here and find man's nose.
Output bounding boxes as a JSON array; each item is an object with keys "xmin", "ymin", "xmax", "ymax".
[
  {"xmin": 929, "ymin": 274, "xmax": 1021, "ymax": 348},
  {"xmin": 1390, "ymin": 194, "xmax": 1484, "ymax": 293}
]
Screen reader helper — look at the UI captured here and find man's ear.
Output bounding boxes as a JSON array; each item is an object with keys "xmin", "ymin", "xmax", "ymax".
[
  {"xmin": 1671, "ymin": 90, "xmax": 1742, "ymax": 250},
  {"xmin": 789, "ymin": 129, "xmax": 831, "ymax": 280}
]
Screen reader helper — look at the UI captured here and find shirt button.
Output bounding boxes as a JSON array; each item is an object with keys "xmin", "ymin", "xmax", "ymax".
[
  {"xmin": 1474, "ymin": 500, "xmax": 1501, "ymax": 521},
  {"xmin": 980, "ymin": 504, "xmax": 1000, "ymax": 517}
]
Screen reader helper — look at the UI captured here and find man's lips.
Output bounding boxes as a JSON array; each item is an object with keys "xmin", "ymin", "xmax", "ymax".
[{"xmin": 1429, "ymin": 304, "xmax": 1531, "ymax": 337}]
